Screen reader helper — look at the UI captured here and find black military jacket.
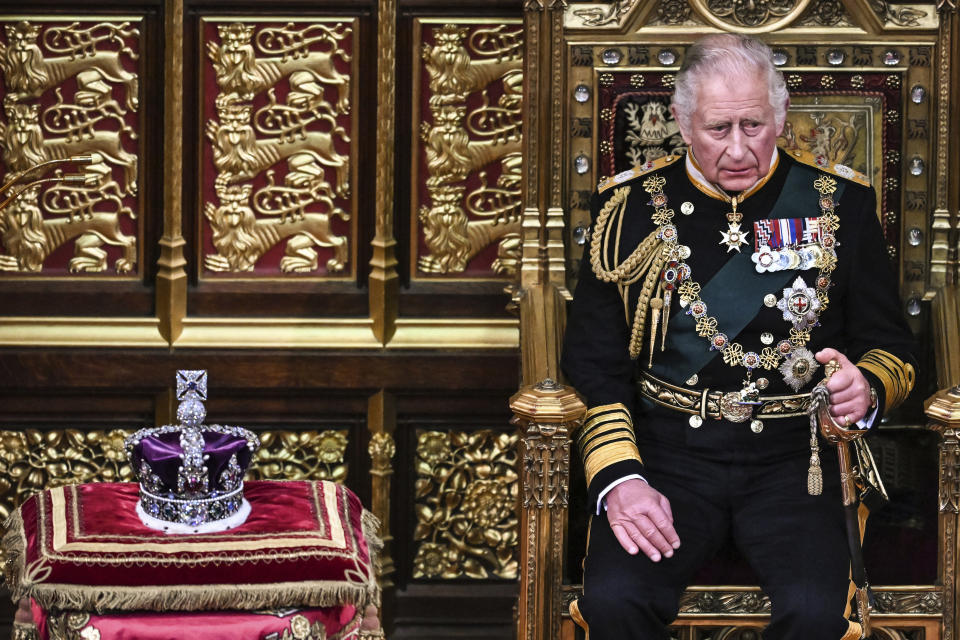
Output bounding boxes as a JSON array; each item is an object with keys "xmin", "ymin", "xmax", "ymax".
[{"xmin": 562, "ymin": 150, "xmax": 917, "ymax": 508}]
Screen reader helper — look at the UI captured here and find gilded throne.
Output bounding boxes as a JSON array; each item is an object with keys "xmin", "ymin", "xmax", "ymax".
[{"xmin": 512, "ymin": 1, "xmax": 960, "ymax": 639}]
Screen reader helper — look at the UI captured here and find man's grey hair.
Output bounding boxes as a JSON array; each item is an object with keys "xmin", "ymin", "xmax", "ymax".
[{"xmin": 671, "ymin": 34, "xmax": 789, "ymax": 132}]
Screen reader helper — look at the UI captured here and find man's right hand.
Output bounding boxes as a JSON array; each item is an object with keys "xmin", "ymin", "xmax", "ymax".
[{"xmin": 606, "ymin": 478, "xmax": 681, "ymax": 561}]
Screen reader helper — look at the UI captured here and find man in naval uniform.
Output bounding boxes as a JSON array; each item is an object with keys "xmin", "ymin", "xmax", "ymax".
[{"xmin": 561, "ymin": 33, "xmax": 917, "ymax": 640}]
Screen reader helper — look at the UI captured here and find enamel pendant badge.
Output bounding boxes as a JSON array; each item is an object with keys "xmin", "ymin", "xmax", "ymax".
[{"xmin": 719, "ymin": 196, "xmax": 749, "ymax": 253}]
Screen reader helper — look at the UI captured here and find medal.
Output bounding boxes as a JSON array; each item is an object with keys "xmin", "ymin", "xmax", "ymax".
[
  {"xmin": 751, "ymin": 217, "xmax": 825, "ymax": 271},
  {"xmin": 777, "ymin": 276, "xmax": 820, "ymax": 330},
  {"xmin": 780, "ymin": 346, "xmax": 820, "ymax": 391},
  {"xmin": 719, "ymin": 196, "xmax": 749, "ymax": 252},
  {"xmin": 752, "ymin": 245, "xmax": 781, "ymax": 272}
]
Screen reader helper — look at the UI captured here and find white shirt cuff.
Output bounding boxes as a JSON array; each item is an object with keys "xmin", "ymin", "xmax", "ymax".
[
  {"xmin": 596, "ymin": 474, "xmax": 647, "ymax": 515},
  {"xmin": 857, "ymin": 402, "xmax": 879, "ymax": 429}
]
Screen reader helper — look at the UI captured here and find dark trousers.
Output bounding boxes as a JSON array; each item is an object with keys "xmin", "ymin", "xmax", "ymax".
[{"xmin": 579, "ymin": 440, "xmax": 853, "ymax": 640}]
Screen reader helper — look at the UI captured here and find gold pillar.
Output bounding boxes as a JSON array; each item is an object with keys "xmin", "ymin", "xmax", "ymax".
[
  {"xmin": 931, "ymin": 0, "xmax": 959, "ymax": 290},
  {"xmin": 368, "ymin": 390, "xmax": 396, "ymax": 590},
  {"xmin": 932, "ymin": 286, "xmax": 960, "ymax": 387},
  {"xmin": 156, "ymin": 0, "xmax": 188, "ymax": 344},
  {"xmin": 518, "ymin": 1, "xmax": 571, "ymax": 386},
  {"xmin": 370, "ymin": 0, "xmax": 399, "ymax": 344},
  {"xmin": 944, "ymin": 0, "xmax": 960, "ymax": 290},
  {"xmin": 511, "ymin": 378, "xmax": 584, "ymax": 640},
  {"xmin": 928, "ymin": 384, "xmax": 960, "ymax": 640}
]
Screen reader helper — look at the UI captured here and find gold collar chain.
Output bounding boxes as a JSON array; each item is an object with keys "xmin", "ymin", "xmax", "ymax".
[{"xmin": 641, "ymin": 173, "xmax": 841, "ymax": 407}]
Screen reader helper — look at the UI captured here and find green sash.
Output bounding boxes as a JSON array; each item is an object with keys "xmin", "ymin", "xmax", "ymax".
[{"xmin": 649, "ymin": 162, "xmax": 845, "ymax": 383}]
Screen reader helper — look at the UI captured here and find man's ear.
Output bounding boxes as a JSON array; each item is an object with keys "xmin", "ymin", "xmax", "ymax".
[
  {"xmin": 670, "ymin": 105, "xmax": 693, "ymax": 145},
  {"xmin": 775, "ymin": 96, "xmax": 790, "ymax": 136}
]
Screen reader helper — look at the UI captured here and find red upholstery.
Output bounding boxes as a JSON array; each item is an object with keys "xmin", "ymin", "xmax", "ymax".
[{"xmin": 4, "ymin": 481, "xmax": 381, "ymax": 614}]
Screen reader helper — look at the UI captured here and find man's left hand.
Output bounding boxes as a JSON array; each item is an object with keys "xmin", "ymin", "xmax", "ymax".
[{"xmin": 815, "ymin": 348, "xmax": 872, "ymax": 426}]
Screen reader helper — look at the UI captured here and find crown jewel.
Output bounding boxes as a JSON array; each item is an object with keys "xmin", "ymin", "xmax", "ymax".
[{"xmin": 125, "ymin": 371, "xmax": 260, "ymax": 532}]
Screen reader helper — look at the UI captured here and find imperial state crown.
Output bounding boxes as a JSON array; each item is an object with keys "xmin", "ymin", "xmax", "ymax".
[{"xmin": 125, "ymin": 370, "xmax": 260, "ymax": 532}]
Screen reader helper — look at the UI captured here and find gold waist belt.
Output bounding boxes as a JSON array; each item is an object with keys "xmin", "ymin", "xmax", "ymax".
[{"xmin": 638, "ymin": 371, "xmax": 810, "ymax": 425}]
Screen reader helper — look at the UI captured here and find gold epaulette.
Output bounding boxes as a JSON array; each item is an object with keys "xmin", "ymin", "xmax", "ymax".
[
  {"xmin": 786, "ymin": 148, "xmax": 871, "ymax": 187},
  {"xmin": 598, "ymin": 154, "xmax": 683, "ymax": 194}
]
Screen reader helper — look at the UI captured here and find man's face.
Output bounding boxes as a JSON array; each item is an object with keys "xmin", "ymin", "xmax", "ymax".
[{"xmin": 674, "ymin": 71, "xmax": 785, "ymax": 192}]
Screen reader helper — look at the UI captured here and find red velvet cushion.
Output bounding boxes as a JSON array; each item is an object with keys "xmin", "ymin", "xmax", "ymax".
[
  {"xmin": 33, "ymin": 600, "xmax": 361, "ymax": 640},
  {"xmin": 4, "ymin": 481, "xmax": 381, "ymax": 613}
]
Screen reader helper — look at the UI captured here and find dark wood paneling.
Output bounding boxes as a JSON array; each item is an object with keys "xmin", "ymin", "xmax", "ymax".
[
  {"xmin": 388, "ymin": 583, "xmax": 516, "ymax": 640},
  {"xmin": 0, "ymin": 350, "xmax": 516, "ymax": 390},
  {"xmin": 1, "ymin": 281, "xmax": 155, "ymax": 317},
  {"xmin": 187, "ymin": 282, "xmax": 369, "ymax": 317}
]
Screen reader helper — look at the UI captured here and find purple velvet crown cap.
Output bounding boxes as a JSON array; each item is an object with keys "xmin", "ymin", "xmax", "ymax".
[{"xmin": 128, "ymin": 430, "xmax": 254, "ymax": 495}]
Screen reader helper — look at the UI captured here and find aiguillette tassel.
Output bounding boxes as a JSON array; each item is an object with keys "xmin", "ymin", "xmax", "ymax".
[
  {"xmin": 648, "ymin": 298, "xmax": 663, "ymax": 367},
  {"xmin": 660, "ymin": 290, "xmax": 672, "ymax": 352}
]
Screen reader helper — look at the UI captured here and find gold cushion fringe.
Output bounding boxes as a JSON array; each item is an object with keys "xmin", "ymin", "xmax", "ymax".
[{"xmin": 2, "ymin": 505, "xmax": 384, "ymax": 615}]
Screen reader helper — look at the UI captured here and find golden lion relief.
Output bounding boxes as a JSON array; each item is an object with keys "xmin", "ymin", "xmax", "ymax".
[
  {"xmin": 201, "ymin": 21, "xmax": 354, "ymax": 275},
  {"xmin": 0, "ymin": 21, "xmax": 139, "ymax": 112},
  {"xmin": 207, "ymin": 96, "xmax": 350, "ymax": 198},
  {"xmin": 2, "ymin": 101, "xmax": 138, "ymax": 194},
  {"xmin": 204, "ymin": 182, "xmax": 348, "ymax": 274},
  {"xmin": 417, "ymin": 24, "xmax": 524, "ymax": 276},
  {"xmin": 0, "ymin": 19, "xmax": 140, "ymax": 275},
  {"xmin": 208, "ymin": 22, "xmax": 351, "ymax": 112},
  {"xmin": 0, "ymin": 184, "xmax": 136, "ymax": 273}
]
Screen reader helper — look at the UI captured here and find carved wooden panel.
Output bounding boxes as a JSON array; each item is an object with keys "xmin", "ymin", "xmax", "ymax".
[
  {"xmin": 565, "ymin": 0, "xmax": 939, "ymax": 30},
  {"xmin": 0, "ymin": 18, "xmax": 142, "ymax": 277},
  {"xmin": 412, "ymin": 428, "xmax": 519, "ymax": 580},
  {"xmin": 199, "ymin": 18, "xmax": 357, "ymax": 279},
  {"xmin": 411, "ymin": 19, "xmax": 523, "ymax": 280}
]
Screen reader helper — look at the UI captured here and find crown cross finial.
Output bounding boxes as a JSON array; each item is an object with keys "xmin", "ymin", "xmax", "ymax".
[{"xmin": 177, "ymin": 370, "xmax": 208, "ymax": 401}]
